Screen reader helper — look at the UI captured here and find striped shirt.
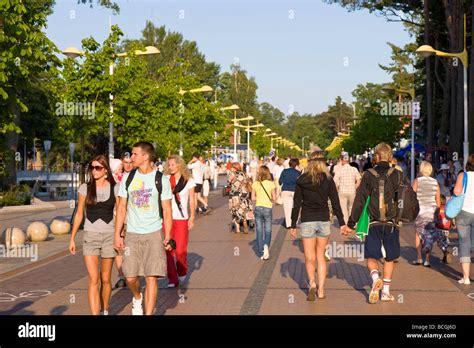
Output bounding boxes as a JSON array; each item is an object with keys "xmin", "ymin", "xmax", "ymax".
[{"xmin": 416, "ymin": 176, "xmax": 438, "ymax": 212}]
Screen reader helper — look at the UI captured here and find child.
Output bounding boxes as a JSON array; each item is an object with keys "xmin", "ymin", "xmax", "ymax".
[
  {"xmin": 435, "ymin": 195, "xmax": 453, "ymax": 264},
  {"xmin": 251, "ymin": 166, "xmax": 276, "ymax": 260}
]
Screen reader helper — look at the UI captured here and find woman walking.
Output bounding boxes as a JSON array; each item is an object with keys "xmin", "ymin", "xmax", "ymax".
[
  {"xmin": 228, "ymin": 162, "xmax": 253, "ymax": 234},
  {"xmin": 453, "ymin": 154, "xmax": 474, "ymax": 284},
  {"xmin": 163, "ymin": 155, "xmax": 196, "ymax": 287},
  {"xmin": 251, "ymin": 166, "xmax": 276, "ymax": 260},
  {"xmin": 69, "ymin": 155, "xmax": 119, "ymax": 315},
  {"xmin": 289, "ymin": 152, "xmax": 345, "ymax": 301},
  {"xmin": 279, "ymin": 158, "xmax": 301, "ymax": 229},
  {"xmin": 412, "ymin": 161, "xmax": 442, "ymax": 267}
]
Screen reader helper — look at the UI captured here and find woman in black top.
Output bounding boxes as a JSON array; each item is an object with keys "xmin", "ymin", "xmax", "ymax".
[
  {"xmin": 69, "ymin": 155, "xmax": 118, "ymax": 315},
  {"xmin": 290, "ymin": 153, "xmax": 346, "ymax": 301}
]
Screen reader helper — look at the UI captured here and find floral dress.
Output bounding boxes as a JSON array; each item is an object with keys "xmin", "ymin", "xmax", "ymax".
[{"xmin": 228, "ymin": 170, "xmax": 253, "ymax": 223}]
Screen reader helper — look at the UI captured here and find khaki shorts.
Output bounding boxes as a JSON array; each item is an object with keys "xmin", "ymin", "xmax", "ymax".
[
  {"xmin": 122, "ymin": 230, "xmax": 167, "ymax": 278},
  {"xmin": 82, "ymin": 230, "xmax": 117, "ymax": 258}
]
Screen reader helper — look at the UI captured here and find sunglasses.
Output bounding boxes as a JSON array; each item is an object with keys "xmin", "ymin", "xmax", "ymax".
[{"xmin": 90, "ymin": 165, "xmax": 104, "ymax": 171}]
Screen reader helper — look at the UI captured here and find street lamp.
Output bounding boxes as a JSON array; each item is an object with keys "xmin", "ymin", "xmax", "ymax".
[
  {"xmin": 416, "ymin": 14, "xmax": 469, "ymax": 170},
  {"xmin": 382, "ymin": 85, "xmax": 416, "ymax": 182},
  {"xmin": 62, "ymin": 45, "xmax": 160, "ymax": 159},
  {"xmin": 264, "ymin": 132, "xmax": 278, "ymax": 150},
  {"xmin": 302, "ymin": 136, "xmax": 309, "ymax": 156},
  {"xmin": 220, "ymin": 104, "xmax": 241, "ymax": 160},
  {"xmin": 347, "ymin": 103, "xmax": 357, "ymax": 126},
  {"xmin": 235, "ymin": 118, "xmax": 264, "ymax": 161},
  {"xmin": 178, "ymin": 85, "xmax": 214, "ymax": 156},
  {"xmin": 69, "ymin": 143, "xmax": 75, "ymax": 200},
  {"xmin": 44, "ymin": 140, "xmax": 51, "ymax": 196}
]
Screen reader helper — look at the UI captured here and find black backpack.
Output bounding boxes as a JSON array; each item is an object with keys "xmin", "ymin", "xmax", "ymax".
[
  {"xmin": 125, "ymin": 168, "xmax": 163, "ymax": 219},
  {"xmin": 366, "ymin": 168, "xmax": 419, "ymax": 224}
]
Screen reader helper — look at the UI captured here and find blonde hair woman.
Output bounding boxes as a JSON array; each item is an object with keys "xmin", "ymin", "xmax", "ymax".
[
  {"xmin": 163, "ymin": 155, "xmax": 196, "ymax": 287},
  {"xmin": 290, "ymin": 152, "xmax": 345, "ymax": 301},
  {"xmin": 412, "ymin": 161, "xmax": 441, "ymax": 267}
]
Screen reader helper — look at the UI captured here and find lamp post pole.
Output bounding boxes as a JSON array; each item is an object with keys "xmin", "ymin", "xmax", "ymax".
[
  {"xmin": 69, "ymin": 143, "xmax": 75, "ymax": 200},
  {"xmin": 44, "ymin": 140, "xmax": 51, "ymax": 197}
]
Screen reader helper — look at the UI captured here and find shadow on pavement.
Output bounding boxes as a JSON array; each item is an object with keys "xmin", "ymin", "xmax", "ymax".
[
  {"xmin": 0, "ymin": 301, "xmax": 36, "ymax": 315},
  {"xmin": 330, "ymin": 258, "xmax": 369, "ymax": 301},
  {"xmin": 50, "ymin": 305, "xmax": 68, "ymax": 315},
  {"xmin": 280, "ymin": 257, "xmax": 307, "ymax": 297}
]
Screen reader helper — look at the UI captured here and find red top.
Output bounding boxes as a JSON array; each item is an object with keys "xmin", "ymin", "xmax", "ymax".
[{"xmin": 436, "ymin": 206, "xmax": 451, "ymax": 230}]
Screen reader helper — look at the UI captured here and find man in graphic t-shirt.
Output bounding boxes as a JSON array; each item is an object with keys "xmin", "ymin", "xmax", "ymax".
[{"xmin": 114, "ymin": 141, "xmax": 173, "ymax": 315}]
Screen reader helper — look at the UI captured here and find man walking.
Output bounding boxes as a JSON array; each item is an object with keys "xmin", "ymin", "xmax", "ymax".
[
  {"xmin": 333, "ymin": 152, "xmax": 361, "ymax": 224},
  {"xmin": 114, "ymin": 142, "xmax": 173, "ymax": 315},
  {"xmin": 343, "ymin": 143, "xmax": 408, "ymax": 304}
]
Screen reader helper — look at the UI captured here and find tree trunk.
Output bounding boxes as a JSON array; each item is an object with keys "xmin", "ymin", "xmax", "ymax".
[
  {"xmin": 2, "ymin": 103, "xmax": 20, "ymax": 190},
  {"xmin": 425, "ymin": 0, "xmax": 434, "ymax": 148},
  {"xmin": 444, "ymin": 0, "xmax": 464, "ymax": 156},
  {"xmin": 469, "ymin": 5, "xmax": 474, "ymax": 154}
]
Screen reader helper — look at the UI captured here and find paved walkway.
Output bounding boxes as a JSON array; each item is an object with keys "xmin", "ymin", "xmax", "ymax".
[{"xmin": 0, "ymin": 189, "xmax": 473, "ymax": 315}]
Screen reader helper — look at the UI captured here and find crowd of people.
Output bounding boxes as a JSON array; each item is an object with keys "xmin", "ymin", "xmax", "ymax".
[{"xmin": 68, "ymin": 140, "xmax": 474, "ymax": 314}]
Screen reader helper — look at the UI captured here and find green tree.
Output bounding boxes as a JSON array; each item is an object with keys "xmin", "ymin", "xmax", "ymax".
[{"xmin": 0, "ymin": 0, "xmax": 60, "ymax": 188}]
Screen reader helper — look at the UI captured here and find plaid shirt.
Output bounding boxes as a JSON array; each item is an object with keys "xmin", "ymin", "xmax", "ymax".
[{"xmin": 333, "ymin": 164, "xmax": 361, "ymax": 195}]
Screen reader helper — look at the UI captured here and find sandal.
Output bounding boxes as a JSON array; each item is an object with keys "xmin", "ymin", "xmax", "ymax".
[
  {"xmin": 316, "ymin": 285, "xmax": 326, "ymax": 299},
  {"xmin": 412, "ymin": 260, "xmax": 423, "ymax": 265},
  {"xmin": 368, "ymin": 278, "xmax": 383, "ymax": 304},
  {"xmin": 381, "ymin": 292, "xmax": 395, "ymax": 302},
  {"xmin": 307, "ymin": 282, "xmax": 316, "ymax": 301}
]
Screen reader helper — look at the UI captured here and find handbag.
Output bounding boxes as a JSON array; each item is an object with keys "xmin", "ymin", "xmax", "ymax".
[
  {"xmin": 355, "ymin": 196, "xmax": 371, "ymax": 241},
  {"xmin": 445, "ymin": 173, "xmax": 468, "ymax": 219}
]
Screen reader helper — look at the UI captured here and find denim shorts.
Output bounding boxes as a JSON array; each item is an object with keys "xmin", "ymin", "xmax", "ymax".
[{"xmin": 300, "ymin": 221, "xmax": 331, "ymax": 238}]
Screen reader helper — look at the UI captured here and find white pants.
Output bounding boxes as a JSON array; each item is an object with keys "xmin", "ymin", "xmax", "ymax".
[
  {"xmin": 338, "ymin": 192, "xmax": 355, "ymax": 225},
  {"xmin": 281, "ymin": 191, "xmax": 295, "ymax": 228}
]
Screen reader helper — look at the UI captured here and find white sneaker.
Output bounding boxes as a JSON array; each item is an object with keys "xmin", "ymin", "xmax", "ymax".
[
  {"xmin": 178, "ymin": 275, "xmax": 187, "ymax": 283},
  {"xmin": 263, "ymin": 245, "xmax": 269, "ymax": 260},
  {"xmin": 167, "ymin": 283, "xmax": 177, "ymax": 288},
  {"xmin": 458, "ymin": 278, "xmax": 471, "ymax": 285},
  {"xmin": 102, "ymin": 309, "xmax": 109, "ymax": 315},
  {"xmin": 131, "ymin": 293, "xmax": 143, "ymax": 315}
]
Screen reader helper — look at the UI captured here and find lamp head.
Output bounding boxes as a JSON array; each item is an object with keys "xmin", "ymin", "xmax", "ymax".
[
  {"xmin": 62, "ymin": 46, "xmax": 84, "ymax": 59},
  {"xmin": 416, "ymin": 45, "xmax": 436, "ymax": 58}
]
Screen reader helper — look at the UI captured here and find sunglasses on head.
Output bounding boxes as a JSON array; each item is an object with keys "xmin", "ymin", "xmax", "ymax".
[{"xmin": 90, "ymin": 165, "xmax": 104, "ymax": 171}]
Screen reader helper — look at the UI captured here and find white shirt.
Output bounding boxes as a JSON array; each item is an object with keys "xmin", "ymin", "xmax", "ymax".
[
  {"xmin": 283, "ymin": 159, "xmax": 290, "ymax": 169},
  {"xmin": 462, "ymin": 172, "xmax": 474, "ymax": 214},
  {"xmin": 272, "ymin": 165, "xmax": 284, "ymax": 181},
  {"xmin": 167, "ymin": 176, "xmax": 196, "ymax": 220},
  {"xmin": 188, "ymin": 161, "xmax": 203, "ymax": 184}
]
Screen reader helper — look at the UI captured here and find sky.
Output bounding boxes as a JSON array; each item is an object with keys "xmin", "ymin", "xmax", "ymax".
[{"xmin": 45, "ymin": 0, "xmax": 413, "ymax": 115}]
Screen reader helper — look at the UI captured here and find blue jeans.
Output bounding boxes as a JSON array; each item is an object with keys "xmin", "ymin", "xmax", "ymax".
[
  {"xmin": 255, "ymin": 206, "xmax": 272, "ymax": 256},
  {"xmin": 456, "ymin": 210, "xmax": 474, "ymax": 263}
]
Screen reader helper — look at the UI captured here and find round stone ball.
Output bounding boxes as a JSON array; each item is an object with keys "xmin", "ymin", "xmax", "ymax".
[
  {"xmin": 50, "ymin": 219, "xmax": 71, "ymax": 235},
  {"xmin": 1, "ymin": 227, "xmax": 26, "ymax": 247},
  {"xmin": 26, "ymin": 222, "xmax": 49, "ymax": 242}
]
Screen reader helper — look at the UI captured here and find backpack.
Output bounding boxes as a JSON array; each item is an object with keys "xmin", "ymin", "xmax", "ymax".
[
  {"xmin": 366, "ymin": 167, "xmax": 419, "ymax": 224},
  {"xmin": 125, "ymin": 168, "xmax": 163, "ymax": 219},
  {"xmin": 394, "ymin": 170, "xmax": 419, "ymax": 222}
]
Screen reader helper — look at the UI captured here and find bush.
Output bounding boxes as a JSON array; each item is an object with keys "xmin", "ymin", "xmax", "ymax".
[{"xmin": 0, "ymin": 186, "xmax": 32, "ymax": 207}]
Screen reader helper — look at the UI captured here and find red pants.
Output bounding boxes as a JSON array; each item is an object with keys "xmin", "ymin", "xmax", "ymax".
[{"xmin": 166, "ymin": 219, "xmax": 189, "ymax": 285}]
